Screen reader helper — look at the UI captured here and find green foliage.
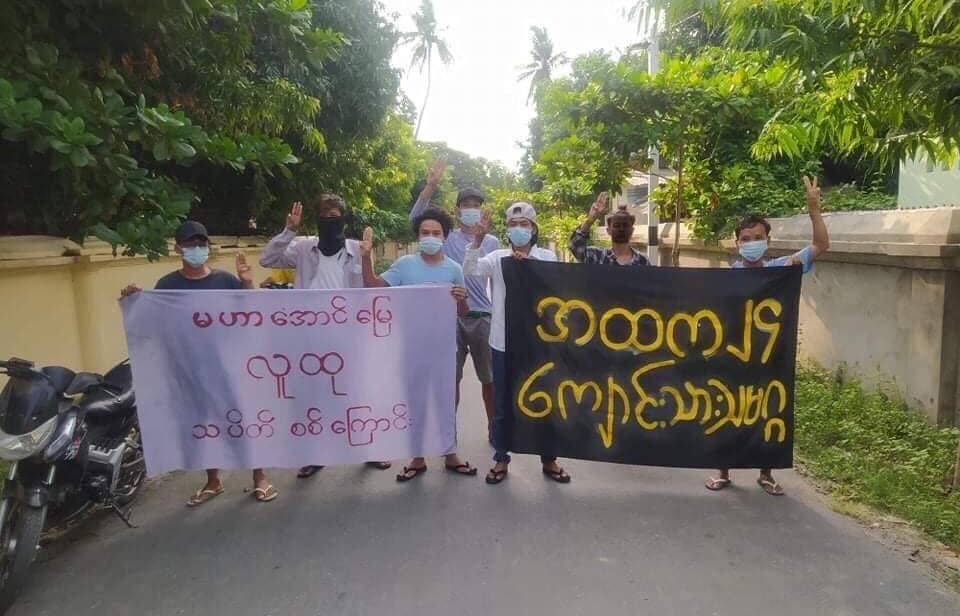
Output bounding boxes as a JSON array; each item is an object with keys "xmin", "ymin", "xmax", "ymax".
[
  {"xmin": 642, "ymin": 1, "xmax": 960, "ymax": 167},
  {"xmin": 821, "ymin": 183, "xmax": 897, "ymax": 213},
  {"xmin": 0, "ymin": 0, "xmax": 422, "ymax": 257},
  {"xmin": 795, "ymin": 368, "xmax": 960, "ymax": 550}
]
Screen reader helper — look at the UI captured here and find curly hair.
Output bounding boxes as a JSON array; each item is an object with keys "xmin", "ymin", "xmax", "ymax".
[{"xmin": 412, "ymin": 207, "xmax": 453, "ymax": 238}]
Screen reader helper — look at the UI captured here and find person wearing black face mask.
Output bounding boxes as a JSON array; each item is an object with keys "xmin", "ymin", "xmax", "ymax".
[
  {"xmin": 260, "ymin": 192, "xmax": 392, "ymax": 476},
  {"xmin": 569, "ymin": 192, "xmax": 649, "ymax": 266}
]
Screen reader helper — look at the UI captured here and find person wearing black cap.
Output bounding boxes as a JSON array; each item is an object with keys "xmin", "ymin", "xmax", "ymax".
[
  {"xmin": 409, "ymin": 159, "xmax": 500, "ymax": 441},
  {"xmin": 120, "ymin": 220, "xmax": 280, "ymax": 505}
]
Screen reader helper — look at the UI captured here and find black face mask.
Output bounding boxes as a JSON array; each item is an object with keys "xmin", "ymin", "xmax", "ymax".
[
  {"xmin": 316, "ymin": 216, "xmax": 346, "ymax": 256},
  {"xmin": 610, "ymin": 228, "xmax": 633, "ymax": 243}
]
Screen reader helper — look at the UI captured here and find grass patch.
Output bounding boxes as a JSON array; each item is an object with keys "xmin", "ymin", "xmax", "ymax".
[{"xmin": 795, "ymin": 368, "xmax": 960, "ymax": 550}]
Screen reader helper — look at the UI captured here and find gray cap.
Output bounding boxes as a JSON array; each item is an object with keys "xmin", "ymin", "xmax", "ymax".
[
  {"xmin": 174, "ymin": 220, "xmax": 209, "ymax": 244},
  {"xmin": 505, "ymin": 202, "xmax": 536, "ymax": 223},
  {"xmin": 456, "ymin": 187, "xmax": 485, "ymax": 206}
]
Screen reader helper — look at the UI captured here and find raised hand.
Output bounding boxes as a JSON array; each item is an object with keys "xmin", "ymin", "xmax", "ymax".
[
  {"xmin": 286, "ymin": 201, "xmax": 303, "ymax": 231},
  {"xmin": 236, "ymin": 253, "xmax": 253, "ymax": 286},
  {"xmin": 472, "ymin": 210, "xmax": 491, "ymax": 247},
  {"xmin": 802, "ymin": 176, "xmax": 821, "ymax": 214},
  {"xmin": 426, "ymin": 158, "xmax": 447, "ymax": 187},
  {"xmin": 119, "ymin": 284, "xmax": 142, "ymax": 298},
  {"xmin": 360, "ymin": 226, "xmax": 374, "ymax": 257},
  {"xmin": 588, "ymin": 192, "xmax": 609, "ymax": 221}
]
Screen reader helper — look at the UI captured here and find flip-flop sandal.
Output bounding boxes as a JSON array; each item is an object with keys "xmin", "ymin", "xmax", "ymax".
[
  {"xmin": 444, "ymin": 462, "xmax": 478, "ymax": 476},
  {"xmin": 705, "ymin": 477, "xmax": 732, "ymax": 491},
  {"xmin": 542, "ymin": 467, "xmax": 571, "ymax": 483},
  {"xmin": 186, "ymin": 486, "xmax": 224, "ymax": 507},
  {"xmin": 297, "ymin": 465, "xmax": 323, "ymax": 478},
  {"xmin": 253, "ymin": 485, "xmax": 278, "ymax": 502},
  {"xmin": 757, "ymin": 477, "xmax": 784, "ymax": 496},
  {"xmin": 396, "ymin": 465, "xmax": 427, "ymax": 482},
  {"xmin": 365, "ymin": 461, "xmax": 392, "ymax": 470},
  {"xmin": 485, "ymin": 468, "xmax": 508, "ymax": 484}
]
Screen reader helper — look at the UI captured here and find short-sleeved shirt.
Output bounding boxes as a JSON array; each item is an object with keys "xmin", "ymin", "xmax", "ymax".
[
  {"xmin": 381, "ymin": 254, "xmax": 465, "ymax": 287},
  {"xmin": 732, "ymin": 246, "xmax": 814, "ymax": 273},
  {"xmin": 155, "ymin": 270, "xmax": 243, "ymax": 290},
  {"xmin": 409, "ymin": 195, "xmax": 499, "ymax": 312}
]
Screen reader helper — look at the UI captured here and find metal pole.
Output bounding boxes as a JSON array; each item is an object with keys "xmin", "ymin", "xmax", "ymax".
[{"xmin": 646, "ymin": 33, "xmax": 660, "ymax": 266}]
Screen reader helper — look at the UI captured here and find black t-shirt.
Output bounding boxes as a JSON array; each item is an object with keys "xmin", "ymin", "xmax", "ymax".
[{"xmin": 154, "ymin": 270, "xmax": 244, "ymax": 290}]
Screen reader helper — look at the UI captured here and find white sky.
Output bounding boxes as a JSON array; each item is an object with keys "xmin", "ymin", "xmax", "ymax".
[{"xmin": 379, "ymin": 0, "xmax": 643, "ymax": 170}]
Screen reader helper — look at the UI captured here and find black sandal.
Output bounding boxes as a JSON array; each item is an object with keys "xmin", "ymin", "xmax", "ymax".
[
  {"xmin": 485, "ymin": 468, "xmax": 508, "ymax": 484},
  {"xmin": 445, "ymin": 462, "xmax": 478, "ymax": 476},
  {"xmin": 297, "ymin": 465, "xmax": 323, "ymax": 478},
  {"xmin": 396, "ymin": 465, "xmax": 427, "ymax": 482},
  {"xmin": 542, "ymin": 467, "xmax": 571, "ymax": 484}
]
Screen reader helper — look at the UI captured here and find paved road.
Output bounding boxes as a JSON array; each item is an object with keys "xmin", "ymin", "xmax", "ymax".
[{"xmin": 9, "ymin": 374, "xmax": 960, "ymax": 616}]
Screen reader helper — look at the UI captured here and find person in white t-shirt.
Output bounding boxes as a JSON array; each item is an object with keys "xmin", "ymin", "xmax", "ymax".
[
  {"xmin": 259, "ymin": 193, "xmax": 392, "ymax": 477},
  {"xmin": 463, "ymin": 202, "xmax": 572, "ymax": 486}
]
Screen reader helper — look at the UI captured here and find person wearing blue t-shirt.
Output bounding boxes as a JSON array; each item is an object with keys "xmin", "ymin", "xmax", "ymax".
[
  {"xmin": 706, "ymin": 175, "xmax": 830, "ymax": 497},
  {"xmin": 409, "ymin": 158, "xmax": 500, "ymax": 442},
  {"xmin": 360, "ymin": 208, "xmax": 477, "ymax": 483}
]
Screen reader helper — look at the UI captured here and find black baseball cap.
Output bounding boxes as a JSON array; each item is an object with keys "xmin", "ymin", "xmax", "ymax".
[
  {"xmin": 456, "ymin": 187, "xmax": 485, "ymax": 206},
  {"xmin": 174, "ymin": 220, "xmax": 209, "ymax": 244}
]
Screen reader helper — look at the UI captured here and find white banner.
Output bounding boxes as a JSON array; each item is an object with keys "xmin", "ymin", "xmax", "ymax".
[{"xmin": 121, "ymin": 286, "xmax": 457, "ymax": 476}]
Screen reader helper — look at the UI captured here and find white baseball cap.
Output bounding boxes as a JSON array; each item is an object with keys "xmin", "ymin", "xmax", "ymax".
[{"xmin": 505, "ymin": 201, "xmax": 537, "ymax": 223}]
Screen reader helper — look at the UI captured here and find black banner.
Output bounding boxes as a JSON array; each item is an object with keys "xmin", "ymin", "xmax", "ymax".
[{"xmin": 503, "ymin": 260, "xmax": 801, "ymax": 469}]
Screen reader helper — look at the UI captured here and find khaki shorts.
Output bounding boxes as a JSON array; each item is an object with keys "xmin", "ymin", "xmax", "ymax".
[{"xmin": 457, "ymin": 315, "xmax": 493, "ymax": 384}]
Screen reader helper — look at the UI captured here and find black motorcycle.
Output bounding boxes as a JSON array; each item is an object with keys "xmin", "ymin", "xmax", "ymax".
[{"xmin": 0, "ymin": 357, "xmax": 145, "ymax": 611}]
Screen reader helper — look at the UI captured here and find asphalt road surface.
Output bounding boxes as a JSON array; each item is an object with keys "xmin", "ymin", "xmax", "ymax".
[{"xmin": 9, "ymin": 373, "xmax": 960, "ymax": 616}]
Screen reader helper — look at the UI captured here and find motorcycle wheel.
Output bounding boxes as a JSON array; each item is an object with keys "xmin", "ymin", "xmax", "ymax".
[{"xmin": 0, "ymin": 497, "xmax": 47, "ymax": 614}]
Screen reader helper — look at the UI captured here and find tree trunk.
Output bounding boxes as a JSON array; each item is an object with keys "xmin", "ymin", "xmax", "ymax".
[
  {"xmin": 672, "ymin": 153, "xmax": 683, "ymax": 267},
  {"xmin": 415, "ymin": 54, "xmax": 432, "ymax": 139}
]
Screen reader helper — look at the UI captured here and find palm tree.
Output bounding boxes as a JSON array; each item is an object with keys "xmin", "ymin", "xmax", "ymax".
[
  {"xmin": 517, "ymin": 26, "xmax": 567, "ymax": 104},
  {"xmin": 401, "ymin": 0, "xmax": 453, "ymax": 139}
]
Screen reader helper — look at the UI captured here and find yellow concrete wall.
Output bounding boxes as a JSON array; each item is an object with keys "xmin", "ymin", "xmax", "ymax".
[
  {"xmin": 1, "ymin": 249, "xmax": 270, "ymax": 374},
  {"xmin": 0, "ymin": 263, "xmax": 83, "ymax": 370}
]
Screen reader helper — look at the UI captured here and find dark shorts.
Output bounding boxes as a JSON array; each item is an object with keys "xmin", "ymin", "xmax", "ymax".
[{"xmin": 456, "ymin": 315, "xmax": 493, "ymax": 384}]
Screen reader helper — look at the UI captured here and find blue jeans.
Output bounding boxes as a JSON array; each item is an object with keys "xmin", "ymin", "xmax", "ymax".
[{"xmin": 491, "ymin": 348, "xmax": 556, "ymax": 465}]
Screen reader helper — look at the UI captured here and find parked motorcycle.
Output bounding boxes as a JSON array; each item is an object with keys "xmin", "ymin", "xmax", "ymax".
[{"xmin": 0, "ymin": 357, "xmax": 145, "ymax": 611}]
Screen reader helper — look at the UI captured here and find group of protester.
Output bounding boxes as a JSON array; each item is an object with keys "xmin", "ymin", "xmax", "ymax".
[{"xmin": 119, "ymin": 158, "xmax": 829, "ymax": 505}]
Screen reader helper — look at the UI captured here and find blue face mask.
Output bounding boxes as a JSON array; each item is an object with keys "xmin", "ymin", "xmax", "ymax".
[
  {"xmin": 738, "ymin": 239, "xmax": 767, "ymax": 263},
  {"xmin": 459, "ymin": 208, "xmax": 481, "ymax": 226},
  {"xmin": 182, "ymin": 246, "xmax": 209, "ymax": 267},
  {"xmin": 507, "ymin": 226, "xmax": 533, "ymax": 247},
  {"xmin": 419, "ymin": 236, "xmax": 444, "ymax": 255}
]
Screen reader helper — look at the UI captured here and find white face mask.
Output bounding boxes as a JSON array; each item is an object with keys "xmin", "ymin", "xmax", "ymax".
[
  {"xmin": 182, "ymin": 246, "xmax": 209, "ymax": 267},
  {"xmin": 738, "ymin": 239, "xmax": 768, "ymax": 262},
  {"xmin": 459, "ymin": 208, "xmax": 481, "ymax": 226}
]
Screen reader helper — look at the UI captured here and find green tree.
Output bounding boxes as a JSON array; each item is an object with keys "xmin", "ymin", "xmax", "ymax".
[
  {"xmin": 636, "ymin": 1, "xmax": 960, "ymax": 166},
  {"xmin": 0, "ymin": 0, "xmax": 417, "ymax": 256},
  {"xmin": 401, "ymin": 0, "xmax": 453, "ymax": 139},
  {"xmin": 0, "ymin": 0, "xmax": 338, "ymax": 257},
  {"xmin": 535, "ymin": 48, "xmax": 810, "ymax": 252},
  {"xmin": 518, "ymin": 26, "xmax": 568, "ymax": 104}
]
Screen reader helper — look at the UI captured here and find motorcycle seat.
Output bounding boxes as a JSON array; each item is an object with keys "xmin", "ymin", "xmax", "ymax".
[
  {"xmin": 80, "ymin": 360, "xmax": 135, "ymax": 418},
  {"xmin": 81, "ymin": 386, "xmax": 135, "ymax": 418}
]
